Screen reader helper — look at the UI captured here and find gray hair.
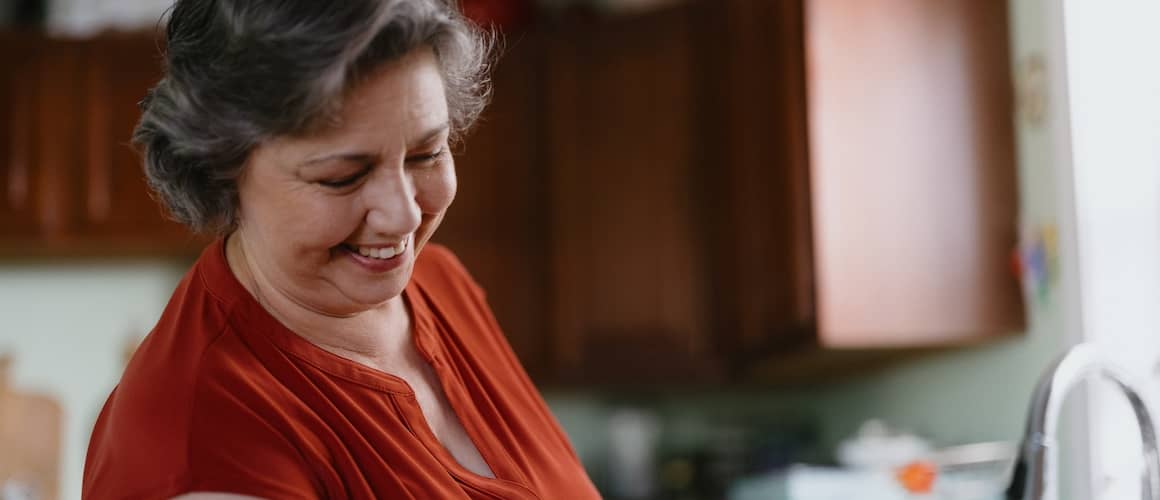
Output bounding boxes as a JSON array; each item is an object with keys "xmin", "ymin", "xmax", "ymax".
[{"xmin": 136, "ymin": 0, "xmax": 494, "ymax": 234}]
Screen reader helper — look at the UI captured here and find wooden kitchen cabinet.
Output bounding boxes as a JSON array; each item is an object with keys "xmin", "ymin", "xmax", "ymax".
[
  {"xmin": 0, "ymin": 32, "xmax": 204, "ymax": 256},
  {"xmin": 71, "ymin": 34, "xmax": 202, "ymax": 252},
  {"xmin": 0, "ymin": 32, "xmax": 47, "ymax": 241},
  {"xmin": 5, "ymin": 37, "xmax": 88, "ymax": 247},
  {"xmin": 542, "ymin": 6, "xmax": 723, "ymax": 385},
  {"xmin": 801, "ymin": 0, "xmax": 1024, "ymax": 348},
  {"xmin": 437, "ymin": 8, "xmax": 725, "ymax": 385},
  {"xmin": 721, "ymin": 0, "xmax": 1025, "ymax": 381},
  {"xmin": 699, "ymin": 0, "xmax": 818, "ymax": 362},
  {"xmin": 513, "ymin": 0, "xmax": 1021, "ymax": 386},
  {"xmin": 441, "ymin": 0, "xmax": 1024, "ymax": 387},
  {"xmin": 0, "ymin": 0, "xmax": 1025, "ymax": 384}
]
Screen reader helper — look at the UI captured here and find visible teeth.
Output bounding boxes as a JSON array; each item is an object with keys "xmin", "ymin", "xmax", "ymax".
[{"xmin": 354, "ymin": 241, "xmax": 403, "ymax": 260}]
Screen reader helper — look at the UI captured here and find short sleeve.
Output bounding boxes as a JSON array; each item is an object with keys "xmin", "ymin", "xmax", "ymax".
[{"xmin": 182, "ymin": 360, "xmax": 324, "ymax": 499}]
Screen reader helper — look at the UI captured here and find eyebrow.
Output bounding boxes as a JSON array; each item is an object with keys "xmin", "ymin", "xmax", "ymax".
[{"xmin": 299, "ymin": 122, "xmax": 451, "ymax": 167}]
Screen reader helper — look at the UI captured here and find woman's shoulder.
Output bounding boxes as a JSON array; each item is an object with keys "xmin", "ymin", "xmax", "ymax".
[{"xmin": 86, "ymin": 318, "xmax": 319, "ymax": 498}]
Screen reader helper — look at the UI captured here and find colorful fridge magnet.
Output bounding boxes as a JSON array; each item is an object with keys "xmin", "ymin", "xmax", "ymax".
[{"xmin": 1011, "ymin": 223, "xmax": 1059, "ymax": 306}]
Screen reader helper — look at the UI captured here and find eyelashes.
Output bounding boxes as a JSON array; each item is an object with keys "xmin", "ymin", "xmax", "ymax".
[
  {"xmin": 316, "ymin": 149, "xmax": 447, "ymax": 190},
  {"xmin": 408, "ymin": 149, "xmax": 447, "ymax": 165},
  {"xmin": 318, "ymin": 172, "xmax": 367, "ymax": 189}
]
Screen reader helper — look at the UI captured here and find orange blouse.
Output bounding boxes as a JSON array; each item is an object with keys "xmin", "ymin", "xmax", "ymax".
[{"xmin": 83, "ymin": 239, "xmax": 599, "ymax": 499}]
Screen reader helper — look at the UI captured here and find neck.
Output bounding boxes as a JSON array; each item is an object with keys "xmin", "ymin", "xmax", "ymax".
[{"xmin": 223, "ymin": 232, "xmax": 412, "ymax": 367}]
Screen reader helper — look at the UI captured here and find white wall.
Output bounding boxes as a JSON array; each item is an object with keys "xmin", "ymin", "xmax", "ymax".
[
  {"xmin": 0, "ymin": 261, "xmax": 185, "ymax": 500},
  {"xmin": 1063, "ymin": 0, "xmax": 1160, "ymax": 498}
]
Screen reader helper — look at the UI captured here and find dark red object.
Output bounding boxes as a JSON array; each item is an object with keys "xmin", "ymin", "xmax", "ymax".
[{"xmin": 459, "ymin": 0, "xmax": 534, "ymax": 31}]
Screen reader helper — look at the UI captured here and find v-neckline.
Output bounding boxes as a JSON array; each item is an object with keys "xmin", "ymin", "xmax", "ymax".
[{"xmin": 204, "ymin": 238, "xmax": 535, "ymax": 496}]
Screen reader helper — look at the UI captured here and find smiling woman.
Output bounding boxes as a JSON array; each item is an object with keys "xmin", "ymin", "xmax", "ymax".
[
  {"xmin": 80, "ymin": 1, "xmax": 599, "ymax": 499},
  {"xmin": 229, "ymin": 50, "xmax": 455, "ymax": 318}
]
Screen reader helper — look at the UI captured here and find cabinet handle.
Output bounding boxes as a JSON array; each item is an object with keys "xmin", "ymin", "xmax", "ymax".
[
  {"xmin": 8, "ymin": 76, "xmax": 30, "ymax": 211},
  {"xmin": 86, "ymin": 59, "xmax": 111, "ymax": 223}
]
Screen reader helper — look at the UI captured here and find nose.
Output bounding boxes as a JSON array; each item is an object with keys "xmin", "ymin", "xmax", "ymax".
[{"xmin": 361, "ymin": 166, "xmax": 421, "ymax": 236}]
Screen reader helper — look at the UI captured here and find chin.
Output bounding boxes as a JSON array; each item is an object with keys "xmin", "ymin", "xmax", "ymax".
[{"xmin": 348, "ymin": 274, "xmax": 410, "ymax": 307}]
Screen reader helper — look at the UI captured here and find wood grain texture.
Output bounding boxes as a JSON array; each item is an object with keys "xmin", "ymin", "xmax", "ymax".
[
  {"xmin": 72, "ymin": 34, "xmax": 202, "ymax": 249},
  {"xmin": 545, "ymin": 6, "xmax": 719, "ymax": 383},
  {"xmin": 700, "ymin": 0, "xmax": 817, "ymax": 358},
  {"xmin": 0, "ymin": 32, "xmax": 205, "ymax": 255},
  {"xmin": 0, "ymin": 32, "xmax": 43, "ymax": 239}
]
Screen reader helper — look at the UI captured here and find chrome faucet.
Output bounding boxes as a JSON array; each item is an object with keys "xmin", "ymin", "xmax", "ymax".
[{"xmin": 1006, "ymin": 343, "xmax": 1160, "ymax": 500}]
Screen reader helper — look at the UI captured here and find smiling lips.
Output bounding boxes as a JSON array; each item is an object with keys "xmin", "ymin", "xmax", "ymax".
[{"xmin": 346, "ymin": 236, "xmax": 408, "ymax": 260}]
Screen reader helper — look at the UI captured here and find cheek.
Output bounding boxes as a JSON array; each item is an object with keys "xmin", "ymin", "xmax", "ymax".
[
  {"xmin": 415, "ymin": 164, "xmax": 457, "ymax": 214},
  {"xmin": 244, "ymin": 181, "xmax": 357, "ymax": 251}
]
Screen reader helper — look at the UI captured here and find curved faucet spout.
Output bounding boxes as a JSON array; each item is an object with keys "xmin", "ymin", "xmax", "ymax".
[{"xmin": 1006, "ymin": 343, "xmax": 1160, "ymax": 500}]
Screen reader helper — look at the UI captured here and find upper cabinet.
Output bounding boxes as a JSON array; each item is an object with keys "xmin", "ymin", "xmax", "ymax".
[
  {"xmin": 699, "ymin": 0, "xmax": 818, "ymax": 361},
  {"xmin": 803, "ymin": 0, "xmax": 1023, "ymax": 347},
  {"xmin": 543, "ymin": 7, "xmax": 721, "ymax": 385},
  {"xmin": 73, "ymin": 35, "xmax": 199, "ymax": 251},
  {"xmin": 446, "ymin": 0, "xmax": 1025, "ymax": 386},
  {"xmin": 0, "ymin": 0, "xmax": 1026, "ymax": 384},
  {"xmin": 0, "ymin": 36, "xmax": 88, "ymax": 249},
  {"xmin": 0, "ymin": 33, "xmax": 46, "ymax": 241},
  {"xmin": 0, "ymin": 32, "xmax": 204, "ymax": 256},
  {"xmin": 445, "ymin": 0, "xmax": 1023, "ymax": 387}
]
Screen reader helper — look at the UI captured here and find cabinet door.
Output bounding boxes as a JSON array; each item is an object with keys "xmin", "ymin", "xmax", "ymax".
[
  {"xmin": 434, "ymin": 38, "xmax": 551, "ymax": 379},
  {"xmin": 28, "ymin": 38, "xmax": 85, "ymax": 245},
  {"xmin": 700, "ymin": 0, "xmax": 817, "ymax": 359},
  {"xmin": 545, "ymin": 6, "xmax": 721, "ymax": 385},
  {"xmin": 0, "ymin": 33, "xmax": 44, "ymax": 241},
  {"xmin": 1, "ymin": 34, "xmax": 199, "ymax": 256},
  {"xmin": 75, "ymin": 35, "xmax": 201, "ymax": 252},
  {"xmin": 805, "ymin": 0, "xmax": 1024, "ymax": 346}
]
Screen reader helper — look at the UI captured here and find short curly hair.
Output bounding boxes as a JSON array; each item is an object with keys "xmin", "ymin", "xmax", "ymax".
[{"xmin": 136, "ymin": 0, "xmax": 494, "ymax": 234}]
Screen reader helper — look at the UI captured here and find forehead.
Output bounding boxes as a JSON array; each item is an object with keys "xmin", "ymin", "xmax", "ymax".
[{"xmin": 306, "ymin": 49, "xmax": 449, "ymax": 146}]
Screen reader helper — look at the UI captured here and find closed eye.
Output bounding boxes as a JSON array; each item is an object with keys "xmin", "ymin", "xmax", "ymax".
[
  {"xmin": 317, "ymin": 169, "xmax": 369, "ymax": 189},
  {"xmin": 406, "ymin": 149, "xmax": 447, "ymax": 165}
]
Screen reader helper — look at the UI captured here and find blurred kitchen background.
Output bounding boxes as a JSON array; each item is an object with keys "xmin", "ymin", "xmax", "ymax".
[{"xmin": 2, "ymin": 0, "xmax": 1159, "ymax": 499}]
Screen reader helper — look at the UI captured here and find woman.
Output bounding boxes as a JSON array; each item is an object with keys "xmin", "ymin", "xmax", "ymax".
[{"xmin": 82, "ymin": 1, "xmax": 599, "ymax": 498}]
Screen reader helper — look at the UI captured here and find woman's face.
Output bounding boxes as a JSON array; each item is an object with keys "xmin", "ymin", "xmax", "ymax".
[{"xmin": 233, "ymin": 48, "xmax": 455, "ymax": 316}]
